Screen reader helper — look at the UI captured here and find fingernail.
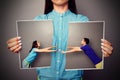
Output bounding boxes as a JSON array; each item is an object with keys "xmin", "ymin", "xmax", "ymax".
[
  {"xmin": 18, "ymin": 37, "xmax": 21, "ymax": 39},
  {"xmin": 18, "ymin": 40, "xmax": 21, "ymax": 43},
  {"xmin": 101, "ymin": 43, "xmax": 104, "ymax": 45},
  {"xmin": 101, "ymin": 46, "xmax": 103, "ymax": 49},
  {"xmin": 19, "ymin": 43, "xmax": 22, "ymax": 46},
  {"xmin": 101, "ymin": 39, "xmax": 104, "ymax": 41}
]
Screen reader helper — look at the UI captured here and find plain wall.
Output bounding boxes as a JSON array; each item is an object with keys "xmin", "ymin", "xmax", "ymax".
[{"xmin": 0, "ymin": 0, "xmax": 119, "ymax": 80}]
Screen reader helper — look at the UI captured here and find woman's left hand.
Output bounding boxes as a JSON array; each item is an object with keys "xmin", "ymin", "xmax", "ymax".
[{"xmin": 101, "ymin": 39, "xmax": 113, "ymax": 57}]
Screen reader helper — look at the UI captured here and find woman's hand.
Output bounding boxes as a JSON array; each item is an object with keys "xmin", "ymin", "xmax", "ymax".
[
  {"xmin": 6, "ymin": 37, "xmax": 22, "ymax": 53},
  {"xmin": 42, "ymin": 46, "xmax": 56, "ymax": 52},
  {"xmin": 35, "ymin": 46, "xmax": 56, "ymax": 53},
  {"xmin": 101, "ymin": 39, "xmax": 113, "ymax": 57}
]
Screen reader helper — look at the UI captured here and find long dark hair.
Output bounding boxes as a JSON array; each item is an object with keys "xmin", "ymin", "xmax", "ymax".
[
  {"xmin": 44, "ymin": 0, "xmax": 77, "ymax": 14},
  {"xmin": 29, "ymin": 40, "xmax": 39, "ymax": 52}
]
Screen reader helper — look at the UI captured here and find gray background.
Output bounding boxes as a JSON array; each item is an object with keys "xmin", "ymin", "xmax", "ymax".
[
  {"xmin": 0, "ymin": 0, "xmax": 119, "ymax": 80},
  {"xmin": 17, "ymin": 20, "xmax": 53, "ymax": 68},
  {"xmin": 66, "ymin": 22, "xmax": 103, "ymax": 69}
]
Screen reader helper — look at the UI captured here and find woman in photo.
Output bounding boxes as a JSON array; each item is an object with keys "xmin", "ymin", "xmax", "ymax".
[{"xmin": 22, "ymin": 40, "xmax": 56, "ymax": 68}]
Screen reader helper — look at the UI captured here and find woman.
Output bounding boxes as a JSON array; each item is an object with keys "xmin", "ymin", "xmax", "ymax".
[
  {"xmin": 22, "ymin": 40, "xmax": 56, "ymax": 68},
  {"xmin": 7, "ymin": 0, "xmax": 113, "ymax": 80}
]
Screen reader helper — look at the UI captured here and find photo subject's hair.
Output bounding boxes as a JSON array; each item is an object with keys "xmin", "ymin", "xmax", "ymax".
[
  {"xmin": 84, "ymin": 38, "xmax": 89, "ymax": 44},
  {"xmin": 29, "ymin": 40, "xmax": 38, "ymax": 52}
]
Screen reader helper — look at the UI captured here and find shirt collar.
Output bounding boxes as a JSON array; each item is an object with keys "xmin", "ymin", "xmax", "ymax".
[{"xmin": 52, "ymin": 9, "xmax": 71, "ymax": 17}]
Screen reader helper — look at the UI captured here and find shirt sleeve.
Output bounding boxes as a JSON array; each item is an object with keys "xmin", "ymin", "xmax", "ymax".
[
  {"xmin": 80, "ymin": 46, "xmax": 86, "ymax": 51},
  {"xmin": 33, "ymin": 14, "xmax": 47, "ymax": 20},
  {"xmin": 76, "ymin": 14, "xmax": 89, "ymax": 22}
]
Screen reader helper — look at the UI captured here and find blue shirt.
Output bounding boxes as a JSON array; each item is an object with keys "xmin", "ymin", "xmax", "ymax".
[
  {"xmin": 34, "ymin": 10, "xmax": 89, "ymax": 80},
  {"xmin": 81, "ymin": 45, "xmax": 102, "ymax": 65},
  {"xmin": 24, "ymin": 48, "xmax": 38, "ymax": 63}
]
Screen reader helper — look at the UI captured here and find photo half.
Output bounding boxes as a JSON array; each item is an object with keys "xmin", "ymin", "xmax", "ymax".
[
  {"xmin": 16, "ymin": 20, "xmax": 54, "ymax": 69},
  {"xmin": 66, "ymin": 21, "xmax": 105, "ymax": 70}
]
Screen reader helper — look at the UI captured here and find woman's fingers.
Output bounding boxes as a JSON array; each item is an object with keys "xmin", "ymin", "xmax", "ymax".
[
  {"xmin": 7, "ymin": 40, "xmax": 21, "ymax": 49},
  {"xmin": 43, "ymin": 50, "xmax": 56, "ymax": 52},
  {"xmin": 7, "ymin": 37, "xmax": 21, "ymax": 44},
  {"xmin": 101, "ymin": 39, "xmax": 113, "ymax": 57},
  {"xmin": 49, "ymin": 50, "xmax": 56, "ymax": 52},
  {"xmin": 13, "ymin": 46, "xmax": 22, "ymax": 53},
  {"xmin": 7, "ymin": 37, "xmax": 21, "ymax": 48},
  {"xmin": 45, "ymin": 46, "xmax": 56, "ymax": 50},
  {"xmin": 101, "ymin": 43, "xmax": 113, "ymax": 52},
  {"xmin": 101, "ymin": 45, "xmax": 112, "ymax": 54},
  {"xmin": 9, "ymin": 43, "xmax": 22, "ymax": 53},
  {"xmin": 101, "ymin": 39, "xmax": 112, "ymax": 45},
  {"xmin": 6, "ymin": 37, "xmax": 22, "ymax": 53},
  {"xmin": 102, "ymin": 49, "xmax": 109, "ymax": 57}
]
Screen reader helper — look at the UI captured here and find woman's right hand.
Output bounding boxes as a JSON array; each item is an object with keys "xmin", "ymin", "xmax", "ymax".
[{"xmin": 6, "ymin": 37, "xmax": 22, "ymax": 53}]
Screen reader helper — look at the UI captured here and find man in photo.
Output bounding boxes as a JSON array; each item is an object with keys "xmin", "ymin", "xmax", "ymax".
[{"xmin": 62, "ymin": 38, "xmax": 103, "ymax": 69}]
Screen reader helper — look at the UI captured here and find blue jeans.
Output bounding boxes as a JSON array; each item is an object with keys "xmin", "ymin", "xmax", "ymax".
[{"xmin": 22, "ymin": 60, "xmax": 30, "ymax": 68}]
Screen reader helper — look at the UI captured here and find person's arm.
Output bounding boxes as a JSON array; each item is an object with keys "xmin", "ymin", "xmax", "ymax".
[
  {"xmin": 34, "ymin": 46, "xmax": 56, "ymax": 53},
  {"xmin": 101, "ymin": 39, "xmax": 113, "ymax": 57},
  {"xmin": 6, "ymin": 37, "xmax": 22, "ymax": 53},
  {"xmin": 62, "ymin": 46, "xmax": 82, "ymax": 53}
]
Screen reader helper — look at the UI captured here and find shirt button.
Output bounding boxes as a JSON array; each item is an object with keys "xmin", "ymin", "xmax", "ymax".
[
  {"xmin": 60, "ymin": 14, "xmax": 62, "ymax": 17},
  {"xmin": 56, "ymin": 71, "xmax": 59, "ymax": 74},
  {"xmin": 59, "ymin": 38, "xmax": 61, "ymax": 40},
  {"xmin": 59, "ymin": 27, "xmax": 62, "ymax": 30},
  {"xmin": 58, "ymin": 49, "xmax": 61, "ymax": 51},
  {"xmin": 57, "ymin": 57, "xmax": 60, "ymax": 60},
  {"xmin": 57, "ymin": 60, "xmax": 60, "ymax": 63}
]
